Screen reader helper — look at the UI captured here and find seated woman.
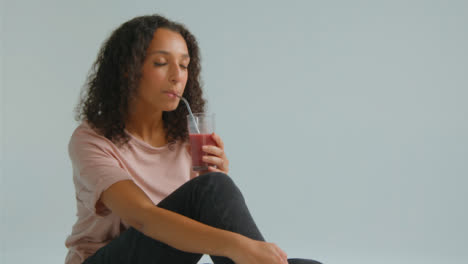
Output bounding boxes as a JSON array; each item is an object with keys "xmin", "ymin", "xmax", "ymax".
[{"xmin": 64, "ymin": 14, "xmax": 321, "ymax": 264}]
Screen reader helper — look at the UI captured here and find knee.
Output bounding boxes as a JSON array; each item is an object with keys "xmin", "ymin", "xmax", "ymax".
[
  {"xmin": 195, "ymin": 172, "xmax": 239, "ymax": 194},
  {"xmin": 197, "ymin": 172, "xmax": 233, "ymax": 187}
]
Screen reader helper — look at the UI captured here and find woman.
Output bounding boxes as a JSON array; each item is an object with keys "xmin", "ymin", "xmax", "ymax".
[{"xmin": 65, "ymin": 14, "xmax": 321, "ymax": 264}]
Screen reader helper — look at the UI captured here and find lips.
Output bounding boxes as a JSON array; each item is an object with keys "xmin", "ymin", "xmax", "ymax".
[{"xmin": 164, "ymin": 91, "xmax": 180, "ymax": 98}]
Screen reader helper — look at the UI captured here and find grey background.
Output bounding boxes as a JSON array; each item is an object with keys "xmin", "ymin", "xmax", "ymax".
[{"xmin": 1, "ymin": 0, "xmax": 467, "ymax": 263}]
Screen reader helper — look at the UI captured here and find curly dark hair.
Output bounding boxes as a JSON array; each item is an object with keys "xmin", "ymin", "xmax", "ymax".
[{"xmin": 76, "ymin": 14, "xmax": 205, "ymax": 146}]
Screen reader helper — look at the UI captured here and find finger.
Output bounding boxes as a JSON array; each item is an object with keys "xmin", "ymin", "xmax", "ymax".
[
  {"xmin": 211, "ymin": 133, "xmax": 225, "ymax": 149},
  {"xmin": 207, "ymin": 160, "xmax": 229, "ymax": 174},
  {"xmin": 273, "ymin": 244, "xmax": 288, "ymax": 263},
  {"xmin": 202, "ymin": 155, "xmax": 225, "ymax": 169},
  {"xmin": 206, "ymin": 156, "xmax": 228, "ymax": 173},
  {"xmin": 207, "ymin": 166, "xmax": 226, "ymax": 174},
  {"xmin": 202, "ymin": 145, "xmax": 225, "ymax": 157},
  {"xmin": 281, "ymin": 255, "xmax": 288, "ymax": 264},
  {"xmin": 277, "ymin": 252, "xmax": 287, "ymax": 264},
  {"xmin": 274, "ymin": 251, "xmax": 286, "ymax": 264},
  {"xmin": 202, "ymin": 145, "xmax": 229, "ymax": 173},
  {"xmin": 279, "ymin": 248, "xmax": 288, "ymax": 260}
]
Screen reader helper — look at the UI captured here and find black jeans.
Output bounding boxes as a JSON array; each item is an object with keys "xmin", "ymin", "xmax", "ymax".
[{"xmin": 83, "ymin": 172, "xmax": 321, "ymax": 264}]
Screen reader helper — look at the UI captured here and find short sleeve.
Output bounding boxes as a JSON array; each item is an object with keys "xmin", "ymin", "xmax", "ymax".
[{"xmin": 69, "ymin": 124, "xmax": 131, "ymax": 216}]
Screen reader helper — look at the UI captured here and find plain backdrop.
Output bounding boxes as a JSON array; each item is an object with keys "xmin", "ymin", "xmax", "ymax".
[{"xmin": 1, "ymin": 0, "xmax": 467, "ymax": 263}]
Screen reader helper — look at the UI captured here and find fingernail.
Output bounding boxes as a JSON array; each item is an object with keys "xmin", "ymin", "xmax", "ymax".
[{"xmin": 202, "ymin": 146, "xmax": 208, "ymax": 151}]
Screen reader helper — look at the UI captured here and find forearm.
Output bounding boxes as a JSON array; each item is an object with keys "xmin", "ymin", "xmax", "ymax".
[{"xmin": 139, "ymin": 205, "xmax": 245, "ymax": 259}]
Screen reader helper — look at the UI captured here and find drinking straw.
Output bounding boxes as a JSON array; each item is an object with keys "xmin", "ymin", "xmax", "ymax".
[{"xmin": 177, "ymin": 95, "xmax": 201, "ymax": 134}]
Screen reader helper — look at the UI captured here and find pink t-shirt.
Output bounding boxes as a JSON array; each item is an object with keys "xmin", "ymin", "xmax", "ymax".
[{"xmin": 64, "ymin": 122, "xmax": 196, "ymax": 264}]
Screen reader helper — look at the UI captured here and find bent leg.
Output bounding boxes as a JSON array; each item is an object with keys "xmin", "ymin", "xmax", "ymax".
[
  {"xmin": 84, "ymin": 172, "xmax": 263, "ymax": 264},
  {"xmin": 84, "ymin": 172, "xmax": 322, "ymax": 264},
  {"xmin": 165, "ymin": 173, "xmax": 323, "ymax": 264},
  {"xmin": 157, "ymin": 172, "xmax": 265, "ymax": 241},
  {"xmin": 157, "ymin": 172, "xmax": 265, "ymax": 264}
]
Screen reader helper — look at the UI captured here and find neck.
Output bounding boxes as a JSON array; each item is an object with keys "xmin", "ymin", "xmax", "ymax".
[{"xmin": 125, "ymin": 104, "xmax": 167, "ymax": 147}]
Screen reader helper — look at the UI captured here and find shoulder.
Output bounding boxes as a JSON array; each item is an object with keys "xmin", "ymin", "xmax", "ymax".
[
  {"xmin": 69, "ymin": 122, "xmax": 104, "ymax": 149},
  {"xmin": 68, "ymin": 121, "xmax": 119, "ymax": 163}
]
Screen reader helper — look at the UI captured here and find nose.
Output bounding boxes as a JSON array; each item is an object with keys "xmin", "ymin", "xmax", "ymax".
[{"xmin": 169, "ymin": 63, "xmax": 185, "ymax": 84}]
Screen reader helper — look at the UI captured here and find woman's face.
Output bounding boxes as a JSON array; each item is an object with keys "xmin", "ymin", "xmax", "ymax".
[{"xmin": 134, "ymin": 28, "xmax": 190, "ymax": 113}]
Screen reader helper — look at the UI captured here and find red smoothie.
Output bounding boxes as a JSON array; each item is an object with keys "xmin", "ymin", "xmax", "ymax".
[{"xmin": 189, "ymin": 133, "xmax": 216, "ymax": 171}]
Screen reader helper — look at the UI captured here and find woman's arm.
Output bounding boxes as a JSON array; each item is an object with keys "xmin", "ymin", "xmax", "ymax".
[{"xmin": 100, "ymin": 180, "xmax": 288, "ymax": 263}]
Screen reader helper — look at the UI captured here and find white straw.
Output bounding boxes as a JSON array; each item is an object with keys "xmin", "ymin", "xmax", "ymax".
[{"xmin": 178, "ymin": 96, "xmax": 200, "ymax": 134}]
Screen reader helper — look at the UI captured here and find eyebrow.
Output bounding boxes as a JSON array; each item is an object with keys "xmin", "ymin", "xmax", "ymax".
[{"xmin": 148, "ymin": 50, "xmax": 190, "ymax": 59}]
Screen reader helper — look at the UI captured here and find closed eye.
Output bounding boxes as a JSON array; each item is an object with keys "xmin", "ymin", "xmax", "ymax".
[{"xmin": 154, "ymin": 62, "xmax": 188, "ymax": 70}]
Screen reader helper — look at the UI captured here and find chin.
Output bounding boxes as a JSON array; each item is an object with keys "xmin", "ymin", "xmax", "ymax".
[{"xmin": 162, "ymin": 104, "xmax": 180, "ymax": 112}]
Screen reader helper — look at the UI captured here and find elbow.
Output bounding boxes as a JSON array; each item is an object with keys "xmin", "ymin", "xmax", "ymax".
[
  {"xmin": 123, "ymin": 204, "xmax": 154, "ymax": 232},
  {"xmin": 128, "ymin": 218, "xmax": 145, "ymax": 231},
  {"xmin": 121, "ymin": 215, "xmax": 144, "ymax": 231}
]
